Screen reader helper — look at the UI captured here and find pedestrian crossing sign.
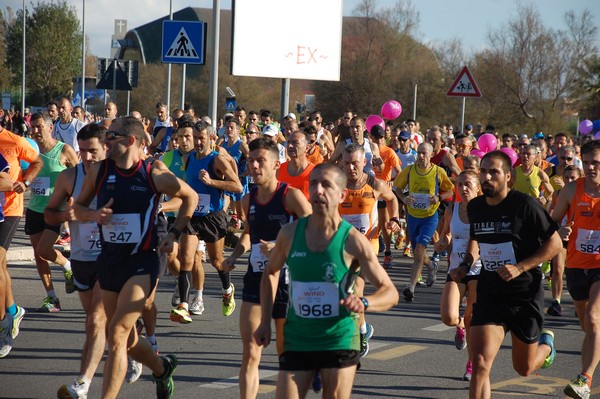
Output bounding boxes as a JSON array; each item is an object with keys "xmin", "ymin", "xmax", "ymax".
[{"xmin": 162, "ymin": 20, "xmax": 206, "ymax": 65}]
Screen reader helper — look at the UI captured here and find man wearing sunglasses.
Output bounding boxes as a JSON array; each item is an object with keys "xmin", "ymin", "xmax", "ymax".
[{"xmin": 74, "ymin": 116, "xmax": 198, "ymax": 399}]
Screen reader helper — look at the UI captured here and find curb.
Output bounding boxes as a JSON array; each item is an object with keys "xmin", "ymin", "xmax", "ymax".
[{"xmin": 6, "ymin": 244, "xmax": 70, "ymax": 263}]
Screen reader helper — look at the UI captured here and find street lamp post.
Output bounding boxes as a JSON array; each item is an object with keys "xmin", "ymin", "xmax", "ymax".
[{"xmin": 81, "ymin": 0, "xmax": 85, "ymax": 109}]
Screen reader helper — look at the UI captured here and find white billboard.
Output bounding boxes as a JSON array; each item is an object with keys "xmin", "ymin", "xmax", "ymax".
[{"xmin": 231, "ymin": 0, "xmax": 343, "ymax": 81}]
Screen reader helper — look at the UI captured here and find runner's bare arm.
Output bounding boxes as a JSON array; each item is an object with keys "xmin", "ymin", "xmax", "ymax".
[
  {"xmin": 206, "ymin": 155, "xmax": 243, "ymax": 193},
  {"xmin": 223, "ymin": 194, "xmax": 252, "ymax": 270},
  {"xmin": 61, "ymin": 143, "xmax": 80, "ymax": 168},
  {"xmin": 283, "ymin": 186, "xmax": 312, "ymax": 218},
  {"xmin": 44, "ymin": 167, "xmax": 76, "ymax": 225},
  {"xmin": 73, "ymin": 162, "xmax": 111, "ymax": 224},
  {"xmin": 343, "ymin": 229, "xmax": 399, "ymax": 312}
]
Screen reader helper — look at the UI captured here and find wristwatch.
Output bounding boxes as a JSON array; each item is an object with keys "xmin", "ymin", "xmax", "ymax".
[
  {"xmin": 23, "ymin": 180, "xmax": 31, "ymax": 188},
  {"xmin": 360, "ymin": 297, "xmax": 369, "ymax": 311}
]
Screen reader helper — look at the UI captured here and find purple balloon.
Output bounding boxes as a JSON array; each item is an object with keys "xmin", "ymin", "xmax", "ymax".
[
  {"xmin": 381, "ymin": 100, "xmax": 403, "ymax": 120},
  {"xmin": 477, "ymin": 133, "xmax": 498, "ymax": 153},
  {"xmin": 470, "ymin": 149, "xmax": 486, "ymax": 159},
  {"xmin": 365, "ymin": 115, "xmax": 385, "ymax": 133},
  {"xmin": 500, "ymin": 147, "xmax": 518, "ymax": 167},
  {"xmin": 593, "ymin": 120, "xmax": 600, "ymax": 133},
  {"xmin": 594, "ymin": 131, "xmax": 600, "ymax": 140},
  {"xmin": 579, "ymin": 119, "xmax": 593, "ymax": 135}
]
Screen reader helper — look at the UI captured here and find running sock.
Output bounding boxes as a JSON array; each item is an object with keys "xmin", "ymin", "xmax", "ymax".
[
  {"xmin": 63, "ymin": 260, "xmax": 72, "ymax": 272},
  {"xmin": 6, "ymin": 303, "xmax": 17, "ymax": 316},
  {"xmin": 218, "ymin": 270, "xmax": 231, "ymax": 291},
  {"xmin": 79, "ymin": 376, "xmax": 92, "ymax": 386},
  {"xmin": 47, "ymin": 289, "xmax": 58, "ymax": 299},
  {"xmin": 178, "ymin": 271, "xmax": 193, "ymax": 304},
  {"xmin": 195, "ymin": 289, "xmax": 203, "ymax": 299},
  {"xmin": 555, "ymin": 298, "xmax": 561, "ymax": 304},
  {"xmin": 581, "ymin": 373, "xmax": 593, "ymax": 387},
  {"xmin": 360, "ymin": 323, "xmax": 367, "ymax": 334}
]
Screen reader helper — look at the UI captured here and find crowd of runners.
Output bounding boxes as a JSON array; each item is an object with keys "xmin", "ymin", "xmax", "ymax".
[{"xmin": 0, "ymin": 98, "xmax": 598, "ymax": 399}]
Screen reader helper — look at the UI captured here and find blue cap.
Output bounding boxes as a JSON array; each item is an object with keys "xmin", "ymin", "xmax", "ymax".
[
  {"xmin": 399, "ymin": 130, "xmax": 411, "ymax": 140},
  {"xmin": 533, "ymin": 132, "xmax": 544, "ymax": 139},
  {"xmin": 466, "ymin": 124, "xmax": 473, "ymax": 130}
]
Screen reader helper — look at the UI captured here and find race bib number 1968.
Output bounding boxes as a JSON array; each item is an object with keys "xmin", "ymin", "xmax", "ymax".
[{"xmin": 291, "ymin": 281, "xmax": 339, "ymax": 318}]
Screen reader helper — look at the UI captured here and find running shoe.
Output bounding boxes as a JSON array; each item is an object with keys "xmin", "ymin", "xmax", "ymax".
[
  {"xmin": 189, "ymin": 295, "xmax": 205, "ymax": 315},
  {"xmin": 463, "ymin": 360, "xmax": 472, "ymax": 382},
  {"xmin": 64, "ymin": 269, "xmax": 75, "ymax": 294},
  {"xmin": 440, "ymin": 250, "xmax": 448, "ymax": 258},
  {"xmin": 170, "ymin": 304, "xmax": 192, "ymax": 324},
  {"xmin": 56, "ymin": 232, "xmax": 71, "ymax": 246},
  {"xmin": 403, "ymin": 246, "xmax": 413, "ymax": 258},
  {"xmin": 11, "ymin": 305, "xmax": 26, "ymax": 338},
  {"xmin": 222, "ymin": 284, "xmax": 236, "ymax": 317},
  {"xmin": 37, "ymin": 296, "xmax": 61, "ymax": 313},
  {"xmin": 454, "ymin": 326, "xmax": 467, "ymax": 350},
  {"xmin": 541, "ymin": 260, "xmax": 551, "ymax": 274},
  {"xmin": 360, "ymin": 323, "xmax": 374, "ymax": 357},
  {"xmin": 403, "ymin": 287, "xmax": 414, "ymax": 302},
  {"xmin": 126, "ymin": 357, "xmax": 143, "ymax": 384},
  {"xmin": 426, "ymin": 260, "xmax": 438, "ymax": 287},
  {"xmin": 547, "ymin": 300, "xmax": 562, "ymax": 317},
  {"xmin": 431, "ymin": 251, "xmax": 440, "ymax": 262},
  {"xmin": 383, "ymin": 253, "xmax": 393, "ymax": 269},
  {"xmin": 57, "ymin": 378, "xmax": 88, "ymax": 399},
  {"xmin": 0, "ymin": 323, "xmax": 14, "ymax": 358},
  {"xmin": 152, "ymin": 354, "xmax": 178, "ymax": 399},
  {"xmin": 416, "ymin": 276, "xmax": 425, "ymax": 286},
  {"xmin": 539, "ymin": 329, "xmax": 555, "ymax": 369},
  {"xmin": 564, "ymin": 375, "xmax": 591, "ymax": 399},
  {"xmin": 312, "ymin": 371, "xmax": 322, "ymax": 393},
  {"xmin": 171, "ymin": 280, "xmax": 180, "ymax": 307}
]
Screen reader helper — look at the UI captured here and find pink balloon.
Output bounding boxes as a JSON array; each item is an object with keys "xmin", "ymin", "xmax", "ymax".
[
  {"xmin": 470, "ymin": 149, "xmax": 486, "ymax": 159},
  {"xmin": 579, "ymin": 119, "xmax": 593, "ymax": 135},
  {"xmin": 500, "ymin": 147, "xmax": 518, "ymax": 167},
  {"xmin": 365, "ymin": 115, "xmax": 385, "ymax": 133},
  {"xmin": 381, "ymin": 100, "xmax": 403, "ymax": 120},
  {"xmin": 478, "ymin": 133, "xmax": 498, "ymax": 153}
]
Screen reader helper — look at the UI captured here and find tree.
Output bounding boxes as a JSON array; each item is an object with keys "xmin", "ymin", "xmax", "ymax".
[{"xmin": 5, "ymin": 1, "xmax": 83, "ymax": 105}]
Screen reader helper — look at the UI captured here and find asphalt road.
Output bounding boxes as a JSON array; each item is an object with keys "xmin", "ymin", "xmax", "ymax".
[{"xmin": 0, "ymin": 248, "xmax": 595, "ymax": 399}]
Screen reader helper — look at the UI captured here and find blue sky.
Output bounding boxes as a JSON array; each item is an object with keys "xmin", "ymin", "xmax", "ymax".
[{"xmin": 2, "ymin": 0, "xmax": 599, "ymax": 58}]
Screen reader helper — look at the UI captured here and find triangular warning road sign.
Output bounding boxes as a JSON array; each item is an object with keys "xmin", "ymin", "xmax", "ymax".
[
  {"xmin": 165, "ymin": 28, "xmax": 198, "ymax": 59},
  {"xmin": 96, "ymin": 60, "xmax": 132, "ymax": 91},
  {"xmin": 447, "ymin": 66, "xmax": 482, "ymax": 97}
]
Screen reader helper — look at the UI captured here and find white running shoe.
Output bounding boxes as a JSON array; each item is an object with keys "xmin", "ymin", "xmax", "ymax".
[
  {"xmin": 57, "ymin": 378, "xmax": 89, "ymax": 399},
  {"xmin": 190, "ymin": 295, "xmax": 205, "ymax": 315},
  {"xmin": 0, "ymin": 324, "xmax": 14, "ymax": 358},
  {"xmin": 126, "ymin": 357, "xmax": 143, "ymax": 384}
]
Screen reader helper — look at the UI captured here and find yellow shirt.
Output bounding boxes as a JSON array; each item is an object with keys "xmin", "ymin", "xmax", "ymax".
[
  {"xmin": 393, "ymin": 164, "xmax": 454, "ymax": 218},
  {"xmin": 513, "ymin": 165, "xmax": 542, "ymax": 198}
]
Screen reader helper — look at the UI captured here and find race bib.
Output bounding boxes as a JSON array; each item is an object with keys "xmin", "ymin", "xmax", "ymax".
[
  {"xmin": 449, "ymin": 238, "xmax": 468, "ymax": 270},
  {"xmin": 249, "ymin": 242, "xmax": 272, "ymax": 272},
  {"xmin": 576, "ymin": 228, "xmax": 600, "ymax": 255},
  {"xmin": 411, "ymin": 193, "xmax": 430, "ymax": 210},
  {"xmin": 291, "ymin": 281, "xmax": 339, "ymax": 318},
  {"xmin": 79, "ymin": 222, "xmax": 101, "ymax": 251},
  {"xmin": 479, "ymin": 242, "xmax": 516, "ymax": 271},
  {"xmin": 341, "ymin": 213, "xmax": 370, "ymax": 235},
  {"xmin": 103, "ymin": 213, "xmax": 141, "ymax": 244},
  {"xmin": 31, "ymin": 177, "xmax": 50, "ymax": 196},
  {"xmin": 194, "ymin": 193, "xmax": 211, "ymax": 215}
]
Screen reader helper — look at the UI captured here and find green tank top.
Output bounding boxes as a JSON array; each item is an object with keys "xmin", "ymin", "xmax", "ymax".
[
  {"xmin": 284, "ymin": 217, "xmax": 360, "ymax": 352},
  {"xmin": 161, "ymin": 149, "xmax": 186, "ymax": 217},
  {"xmin": 29, "ymin": 141, "xmax": 67, "ymax": 213}
]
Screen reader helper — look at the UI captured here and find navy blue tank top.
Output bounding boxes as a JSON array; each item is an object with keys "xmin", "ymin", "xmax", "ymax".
[
  {"xmin": 95, "ymin": 158, "xmax": 159, "ymax": 263},
  {"xmin": 225, "ymin": 139, "xmax": 247, "ymax": 175},
  {"xmin": 246, "ymin": 182, "xmax": 294, "ymax": 273},
  {"xmin": 185, "ymin": 150, "xmax": 224, "ymax": 216}
]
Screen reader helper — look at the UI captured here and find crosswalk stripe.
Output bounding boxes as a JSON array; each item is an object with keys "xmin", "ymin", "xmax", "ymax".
[
  {"xmin": 202, "ymin": 369, "xmax": 279, "ymax": 389},
  {"xmin": 368, "ymin": 344, "xmax": 427, "ymax": 360},
  {"xmin": 422, "ymin": 323, "xmax": 454, "ymax": 332}
]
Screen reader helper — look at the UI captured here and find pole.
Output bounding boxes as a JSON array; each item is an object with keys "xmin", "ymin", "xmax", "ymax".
[
  {"xmin": 413, "ymin": 84, "xmax": 417, "ymax": 121},
  {"xmin": 21, "ymin": 0, "xmax": 26, "ymax": 115},
  {"xmin": 81, "ymin": 0, "xmax": 85, "ymax": 109},
  {"xmin": 280, "ymin": 78, "xmax": 290, "ymax": 123},
  {"xmin": 181, "ymin": 64, "xmax": 186, "ymax": 109},
  {"xmin": 112, "ymin": 59, "xmax": 117, "ymax": 101},
  {"xmin": 166, "ymin": 0, "xmax": 173, "ymax": 114},
  {"xmin": 208, "ymin": 0, "xmax": 220, "ymax": 126},
  {"xmin": 126, "ymin": 90, "xmax": 131, "ymax": 115},
  {"xmin": 461, "ymin": 97, "xmax": 466, "ymax": 134}
]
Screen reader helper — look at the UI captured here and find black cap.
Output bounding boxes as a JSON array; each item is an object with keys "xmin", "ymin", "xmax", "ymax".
[{"xmin": 370, "ymin": 124, "xmax": 385, "ymax": 138}]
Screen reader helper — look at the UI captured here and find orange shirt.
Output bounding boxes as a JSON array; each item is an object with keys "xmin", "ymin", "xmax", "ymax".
[
  {"xmin": 339, "ymin": 175, "xmax": 379, "ymax": 242},
  {"xmin": 306, "ymin": 146, "xmax": 324, "ymax": 165},
  {"xmin": 566, "ymin": 178, "xmax": 600, "ymax": 269},
  {"xmin": 375, "ymin": 145, "xmax": 401, "ymax": 183},
  {"xmin": 0, "ymin": 129, "xmax": 40, "ymax": 217},
  {"xmin": 277, "ymin": 162, "xmax": 315, "ymax": 200}
]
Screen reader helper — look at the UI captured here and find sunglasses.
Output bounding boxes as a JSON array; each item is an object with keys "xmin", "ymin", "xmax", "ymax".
[
  {"xmin": 247, "ymin": 131, "xmax": 259, "ymax": 135},
  {"xmin": 105, "ymin": 130, "xmax": 129, "ymax": 140},
  {"xmin": 560, "ymin": 156, "xmax": 574, "ymax": 161}
]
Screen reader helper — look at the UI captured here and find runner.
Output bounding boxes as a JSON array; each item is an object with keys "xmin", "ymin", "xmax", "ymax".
[
  {"xmin": 0, "ymin": 152, "xmax": 16, "ymax": 357},
  {"xmin": 329, "ymin": 117, "xmax": 382, "ymax": 176},
  {"xmin": 73, "ymin": 116, "xmax": 197, "ymax": 399},
  {"xmin": 278, "ymin": 131, "xmax": 315, "ymax": 199},
  {"xmin": 254, "ymin": 163, "xmax": 398, "ymax": 398},
  {"xmin": 222, "ymin": 137, "xmax": 311, "ymax": 399},
  {"xmin": 452, "ymin": 150, "xmax": 561, "ymax": 399},
  {"xmin": 551, "ymin": 140, "xmax": 600, "ymax": 399},
  {"xmin": 46, "ymin": 124, "xmax": 107, "ymax": 398},
  {"xmin": 435, "ymin": 171, "xmax": 482, "ymax": 382}
]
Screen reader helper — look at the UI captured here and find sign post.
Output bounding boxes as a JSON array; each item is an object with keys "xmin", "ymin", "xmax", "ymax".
[{"xmin": 447, "ymin": 66, "xmax": 482, "ymax": 132}]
